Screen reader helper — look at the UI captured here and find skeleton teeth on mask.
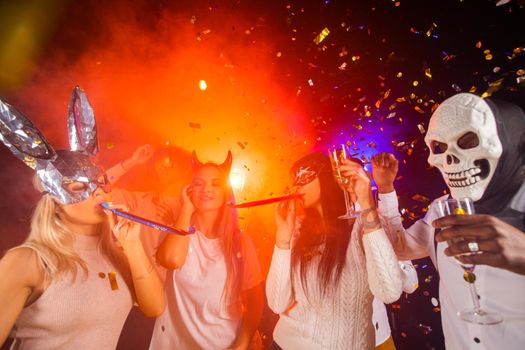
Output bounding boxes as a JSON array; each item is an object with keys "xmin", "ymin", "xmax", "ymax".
[{"xmin": 424, "ymin": 93, "xmax": 502, "ymax": 201}]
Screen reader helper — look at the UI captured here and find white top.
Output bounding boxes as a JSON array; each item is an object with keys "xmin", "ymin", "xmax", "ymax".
[
  {"xmin": 149, "ymin": 230, "xmax": 263, "ymax": 350},
  {"xmin": 378, "ymin": 184, "xmax": 525, "ymax": 350},
  {"xmin": 372, "ymin": 260, "xmax": 418, "ymax": 345},
  {"xmin": 266, "ymin": 222, "xmax": 403, "ymax": 350},
  {"xmin": 10, "ymin": 234, "xmax": 133, "ymax": 350}
]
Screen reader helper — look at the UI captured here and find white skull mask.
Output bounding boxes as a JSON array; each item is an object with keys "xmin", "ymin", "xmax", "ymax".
[{"xmin": 425, "ymin": 93, "xmax": 502, "ymax": 201}]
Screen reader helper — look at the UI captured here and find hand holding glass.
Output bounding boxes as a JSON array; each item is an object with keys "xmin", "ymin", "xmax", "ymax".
[{"xmin": 436, "ymin": 197, "xmax": 503, "ymax": 325}]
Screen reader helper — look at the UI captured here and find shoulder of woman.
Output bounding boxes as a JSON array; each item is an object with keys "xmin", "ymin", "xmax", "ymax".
[{"xmin": 1, "ymin": 247, "xmax": 46, "ymax": 289}]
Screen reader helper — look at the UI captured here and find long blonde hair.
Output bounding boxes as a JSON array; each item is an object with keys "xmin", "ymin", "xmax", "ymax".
[
  {"xmin": 192, "ymin": 164, "xmax": 243, "ymax": 307},
  {"xmin": 17, "ymin": 180, "xmax": 131, "ymax": 289}
]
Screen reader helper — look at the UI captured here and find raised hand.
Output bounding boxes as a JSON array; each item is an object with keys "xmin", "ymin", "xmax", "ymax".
[
  {"xmin": 130, "ymin": 144, "xmax": 154, "ymax": 167},
  {"xmin": 338, "ymin": 158, "xmax": 374, "ymax": 209},
  {"xmin": 371, "ymin": 152, "xmax": 398, "ymax": 193}
]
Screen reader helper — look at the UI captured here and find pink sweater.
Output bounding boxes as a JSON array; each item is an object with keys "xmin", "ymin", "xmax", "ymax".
[{"xmin": 10, "ymin": 234, "xmax": 133, "ymax": 350}]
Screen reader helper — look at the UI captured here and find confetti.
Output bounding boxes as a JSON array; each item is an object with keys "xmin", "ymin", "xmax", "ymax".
[{"xmin": 313, "ymin": 27, "xmax": 330, "ymax": 44}]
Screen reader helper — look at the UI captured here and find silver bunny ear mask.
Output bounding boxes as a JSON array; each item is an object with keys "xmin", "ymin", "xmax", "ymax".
[{"xmin": 0, "ymin": 86, "xmax": 108, "ymax": 205}]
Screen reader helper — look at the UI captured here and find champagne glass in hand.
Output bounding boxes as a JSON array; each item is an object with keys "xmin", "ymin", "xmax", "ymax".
[
  {"xmin": 436, "ymin": 197, "xmax": 503, "ymax": 325},
  {"xmin": 328, "ymin": 144, "xmax": 358, "ymax": 219}
]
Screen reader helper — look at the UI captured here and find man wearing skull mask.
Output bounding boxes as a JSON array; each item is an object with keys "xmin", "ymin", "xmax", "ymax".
[{"xmin": 371, "ymin": 92, "xmax": 525, "ymax": 349}]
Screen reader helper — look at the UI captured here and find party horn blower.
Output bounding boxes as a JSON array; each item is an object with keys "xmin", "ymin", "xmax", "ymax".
[{"xmin": 100, "ymin": 202, "xmax": 195, "ymax": 236}]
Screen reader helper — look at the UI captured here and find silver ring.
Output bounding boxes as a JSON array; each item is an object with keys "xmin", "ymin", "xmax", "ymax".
[{"xmin": 467, "ymin": 241, "xmax": 480, "ymax": 253}]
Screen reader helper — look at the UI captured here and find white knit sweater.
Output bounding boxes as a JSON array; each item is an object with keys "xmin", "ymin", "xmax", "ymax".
[{"xmin": 266, "ymin": 223, "xmax": 403, "ymax": 350}]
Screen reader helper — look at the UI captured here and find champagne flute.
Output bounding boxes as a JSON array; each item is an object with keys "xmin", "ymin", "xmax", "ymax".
[
  {"xmin": 436, "ymin": 197, "xmax": 503, "ymax": 325},
  {"xmin": 328, "ymin": 144, "xmax": 359, "ymax": 219}
]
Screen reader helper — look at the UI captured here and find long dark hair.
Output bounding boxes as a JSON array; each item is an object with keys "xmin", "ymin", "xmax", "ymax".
[{"xmin": 290, "ymin": 152, "xmax": 352, "ymax": 300}]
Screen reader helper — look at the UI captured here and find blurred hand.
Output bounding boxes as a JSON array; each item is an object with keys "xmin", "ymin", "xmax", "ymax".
[
  {"xmin": 338, "ymin": 158, "xmax": 374, "ymax": 209},
  {"xmin": 371, "ymin": 152, "xmax": 398, "ymax": 193},
  {"xmin": 130, "ymin": 144, "xmax": 154, "ymax": 167}
]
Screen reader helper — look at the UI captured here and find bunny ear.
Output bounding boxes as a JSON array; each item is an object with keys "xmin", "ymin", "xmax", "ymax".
[
  {"xmin": 67, "ymin": 86, "xmax": 99, "ymax": 155},
  {"xmin": 218, "ymin": 150, "xmax": 233, "ymax": 174},
  {"xmin": 191, "ymin": 151, "xmax": 204, "ymax": 170},
  {"xmin": 0, "ymin": 98, "xmax": 56, "ymax": 169}
]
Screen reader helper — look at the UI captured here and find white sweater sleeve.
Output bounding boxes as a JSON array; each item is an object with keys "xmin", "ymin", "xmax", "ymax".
[
  {"xmin": 265, "ymin": 246, "xmax": 294, "ymax": 314},
  {"xmin": 362, "ymin": 228, "xmax": 403, "ymax": 304},
  {"xmin": 378, "ymin": 191, "xmax": 435, "ymax": 261}
]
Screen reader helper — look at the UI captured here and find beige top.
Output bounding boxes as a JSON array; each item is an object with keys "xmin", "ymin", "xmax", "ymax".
[{"xmin": 10, "ymin": 234, "xmax": 133, "ymax": 350}]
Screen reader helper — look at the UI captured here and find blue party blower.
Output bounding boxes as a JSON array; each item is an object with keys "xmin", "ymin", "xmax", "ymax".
[{"xmin": 100, "ymin": 202, "xmax": 195, "ymax": 236}]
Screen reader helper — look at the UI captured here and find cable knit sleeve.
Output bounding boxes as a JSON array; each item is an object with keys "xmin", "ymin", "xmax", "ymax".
[
  {"xmin": 265, "ymin": 246, "xmax": 294, "ymax": 314},
  {"xmin": 378, "ymin": 191, "xmax": 435, "ymax": 260},
  {"xmin": 362, "ymin": 228, "xmax": 403, "ymax": 304}
]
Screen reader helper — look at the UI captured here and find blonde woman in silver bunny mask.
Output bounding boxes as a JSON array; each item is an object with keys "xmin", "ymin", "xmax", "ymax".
[{"xmin": 0, "ymin": 87, "xmax": 165, "ymax": 349}]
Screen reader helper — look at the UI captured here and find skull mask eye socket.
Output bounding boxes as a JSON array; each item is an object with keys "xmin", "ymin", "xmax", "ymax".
[
  {"xmin": 457, "ymin": 131, "xmax": 479, "ymax": 150},
  {"xmin": 430, "ymin": 140, "xmax": 448, "ymax": 154}
]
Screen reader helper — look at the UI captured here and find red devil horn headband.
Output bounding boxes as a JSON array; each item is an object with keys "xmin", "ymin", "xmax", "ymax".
[{"xmin": 191, "ymin": 150, "xmax": 233, "ymax": 174}]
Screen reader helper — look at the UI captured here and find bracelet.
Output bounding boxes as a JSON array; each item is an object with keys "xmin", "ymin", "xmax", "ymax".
[
  {"xmin": 361, "ymin": 207, "xmax": 381, "ymax": 231},
  {"xmin": 133, "ymin": 263, "xmax": 154, "ymax": 281}
]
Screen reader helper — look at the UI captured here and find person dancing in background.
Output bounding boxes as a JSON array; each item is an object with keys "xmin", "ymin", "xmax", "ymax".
[
  {"xmin": 150, "ymin": 151, "xmax": 264, "ymax": 350},
  {"xmin": 266, "ymin": 152, "xmax": 403, "ymax": 350},
  {"xmin": 105, "ymin": 145, "xmax": 192, "ymax": 349},
  {"xmin": 106, "ymin": 144, "xmax": 192, "ymax": 280},
  {"xmin": 0, "ymin": 87, "xmax": 165, "ymax": 349}
]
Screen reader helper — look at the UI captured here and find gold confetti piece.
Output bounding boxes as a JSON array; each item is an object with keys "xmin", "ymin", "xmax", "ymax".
[
  {"xmin": 412, "ymin": 80, "xmax": 419, "ymax": 86},
  {"xmin": 190, "ymin": 15, "xmax": 197, "ymax": 24},
  {"xmin": 308, "ymin": 79, "xmax": 314, "ymax": 86},
  {"xmin": 481, "ymin": 78, "xmax": 504, "ymax": 98},
  {"xmin": 475, "ymin": 41, "xmax": 482, "ymax": 49},
  {"xmin": 199, "ymin": 80, "xmax": 207, "ymax": 90},
  {"xmin": 426, "ymin": 23, "xmax": 437, "ymax": 37},
  {"xmin": 313, "ymin": 27, "xmax": 330, "ymax": 45},
  {"xmin": 463, "ymin": 271, "xmax": 476, "ymax": 283},
  {"xmin": 108, "ymin": 272, "xmax": 119, "ymax": 290},
  {"xmin": 98, "ymin": 272, "xmax": 106, "ymax": 278},
  {"xmin": 338, "ymin": 62, "xmax": 347, "ymax": 70},
  {"xmin": 414, "ymin": 106, "xmax": 425, "ymax": 114},
  {"xmin": 396, "ymin": 71, "xmax": 403, "ymax": 78},
  {"xmin": 469, "ymin": 86, "xmax": 477, "ymax": 93},
  {"xmin": 417, "ymin": 124, "xmax": 426, "ymax": 133},
  {"xmin": 425, "ymin": 68, "xmax": 432, "ymax": 79}
]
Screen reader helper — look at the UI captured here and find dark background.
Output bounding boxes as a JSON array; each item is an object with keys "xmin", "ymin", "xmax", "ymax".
[{"xmin": 1, "ymin": 0, "xmax": 524, "ymax": 349}]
